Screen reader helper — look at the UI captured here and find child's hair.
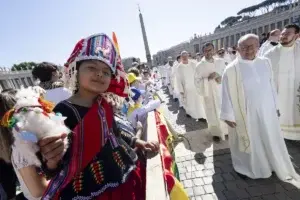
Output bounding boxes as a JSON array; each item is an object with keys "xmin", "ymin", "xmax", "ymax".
[{"xmin": 0, "ymin": 89, "xmax": 17, "ymax": 163}]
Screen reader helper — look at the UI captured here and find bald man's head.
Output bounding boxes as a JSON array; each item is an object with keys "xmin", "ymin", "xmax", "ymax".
[
  {"xmin": 237, "ymin": 34, "xmax": 259, "ymax": 60},
  {"xmin": 269, "ymin": 29, "xmax": 281, "ymax": 42}
]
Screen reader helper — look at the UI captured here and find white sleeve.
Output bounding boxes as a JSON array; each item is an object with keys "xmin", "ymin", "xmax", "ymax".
[
  {"xmin": 220, "ymin": 72, "xmax": 235, "ymax": 122},
  {"xmin": 11, "ymin": 146, "xmax": 33, "ymax": 169},
  {"xmin": 265, "ymin": 59, "xmax": 279, "ymax": 110},
  {"xmin": 176, "ymin": 66, "xmax": 184, "ymax": 93}
]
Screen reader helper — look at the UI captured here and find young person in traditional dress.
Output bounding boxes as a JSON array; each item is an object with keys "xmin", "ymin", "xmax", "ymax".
[
  {"xmin": 194, "ymin": 43, "xmax": 228, "ymax": 141},
  {"xmin": 176, "ymin": 51, "xmax": 206, "ymax": 120},
  {"xmin": 258, "ymin": 29, "xmax": 280, "ymax": 57},
  {"xmin": 264, "ymin": 24, "xmax": 300, "ymax": 140},
  {"xmin": 220, "ymin": 34, "xmax": 300, "ymax": 184},
  {"xmin": 36, "ymin": 33, "xmax": 159, "ymax": 199},
  {"xmin": 32, "ymin": 62, "xmax": 72, "ymax": 104}
]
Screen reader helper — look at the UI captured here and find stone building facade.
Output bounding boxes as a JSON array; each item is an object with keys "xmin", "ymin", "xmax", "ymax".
[
  {"xmin": 0, "ymin": 68, "xmax": 34, "ymax": 91},
  {"xmin": 153, "ymin": 3, "xmax": 300, "ymax": 66}
]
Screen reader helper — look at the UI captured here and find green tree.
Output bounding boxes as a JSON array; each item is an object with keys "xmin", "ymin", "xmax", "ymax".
[{"xmin": 10, "ymin": 62, "xmax": 38, "ymax": 71}]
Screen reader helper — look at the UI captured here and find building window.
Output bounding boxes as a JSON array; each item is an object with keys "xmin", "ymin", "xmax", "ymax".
[
  {"xmin": 14, "ymin": 79, "xmax": 21, "ymax": 88},
  {"xmin": 241, "ymin": 32, "xmax": 245, "ymax": 36},
  {"xmin": 225, "ymin": 36, "xmax": 229, "ymax": 47},
  {"xmin": 277, "ymin": 21, "xmax": 283, "ymax": 30},
  {"xmin": 194, "ymin": 44, "xmax": 200, "ymax": 53},
  {"xmin": 264, "ymin": 25, "xmax": 269, "ymax": 34},
  {"xmin": 284, "ymin": 19, "xmax": 289, "ymax": 26},
  {"xmin": 21, "ymin": 78, "xmax": 27, "ymax": 87},
  {"xmin": 10, "ymin": 79, "xmax": 16, "ymax": 88},
  {"xmin": 220, "ymin": 38, "xmax": 224, "ymax": 48},
  {"xmin": 252, "ymin": 29, "xmax": 257, "ymax": 34},
  {"xmin": 247, "ymin": 30, "xmax": 251, "ymax": 33},
  {"xmin": 230, "ymin": 35, "xmax": 235, "ymax": 46},
  {"xmin": 271, "ymin": 23, "xmax": 276, "ymax": 30},
  {"xmin": 0, "ymin": 80, "xmax": 6, "ymax": 90},
  {"xmin": 236, "ymin": 33, "xmax": 241, "ymax": 42},
  {"xmin": 258, "ymin": 27, "xmax": 263, "ymax": 35}
]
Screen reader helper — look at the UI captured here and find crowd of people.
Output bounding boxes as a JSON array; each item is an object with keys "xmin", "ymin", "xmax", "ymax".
[
  {"xmin": 0, "ymin": 33, "xmax": 161, "ymax": 200},
  {"xmin": 159, "ymin": 24, "xmax": 300, "ymax": 184},
  {"xmin": 0, "ymin": 23, "xmax": 300, "ymax": 200}
]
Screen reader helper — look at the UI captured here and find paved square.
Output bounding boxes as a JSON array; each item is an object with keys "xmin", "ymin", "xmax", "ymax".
[{"xmin": 158, "ymin": 88, "xmax": 300, "ymax": 200}]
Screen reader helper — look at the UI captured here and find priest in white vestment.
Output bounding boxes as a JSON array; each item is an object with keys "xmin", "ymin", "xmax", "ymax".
[
  {"xmin": 258, "ymin": 29, "xmax": 280, "ymax": 57},
  {"xmin": 195, "ymin": 43, "xmax": 228, "ymax": 141},
  {"xmin": 165, "ymin": 56, "xmax": 174, "ymax": 96},
  {"xmin": 158, "ymin": 63, "xmax": 169, "ymax": 86},
  {"xmin": 176, "ymin": 51, "xmax": 206, "ymax": 120},
  {"xmin": 221, "ymin": 34, "xmax": 300, "ymax": 184},
  {"xmin": 170, "ymin": 55, "xmax": 182, "ymax": 105},
  {"xmin": 264, "ymin": 24, "xmax": 300, "ymax": 141}
]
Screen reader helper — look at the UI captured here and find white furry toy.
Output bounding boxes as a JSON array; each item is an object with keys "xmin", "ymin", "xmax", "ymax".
[{"xmin": 1, "ymin": 86, "xmax": 70, "ymax": 167}]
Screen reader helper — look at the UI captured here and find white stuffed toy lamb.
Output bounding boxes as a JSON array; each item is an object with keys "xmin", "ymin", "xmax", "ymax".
[{"xmin": 2, "ymin": 86, "xmax": 70, "ymax": 167}]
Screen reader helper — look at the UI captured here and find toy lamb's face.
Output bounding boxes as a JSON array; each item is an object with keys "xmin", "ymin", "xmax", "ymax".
[{"xmin": 14, "ymin": 87, "xmax": 44, "ymax": 109}]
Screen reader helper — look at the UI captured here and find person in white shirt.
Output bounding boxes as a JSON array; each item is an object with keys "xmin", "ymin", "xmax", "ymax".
[
  {"xmin": 195, "ymin": 43, "xmax": 228, "ymax": 141},
  {"xmin": 176, "ymin": 51, "xmax": 206, "ymax": 120},
  {"xmin": 220, "ymin": 34, "xmax": 300, "ymax": 184},
  {"xmin": 32, "ymin": 62, "xmax": 72, "ymax": 104},
  {"xmin": 264, "ymin": 24, "xmax": 300, "ymax": 141},
  {"xmin": 227, "ymin": 47, "xmax": 237, "ymax": 61},
  {"xmin": 258, "ymin": 29, "xmax": 280, "ymax": 57}
]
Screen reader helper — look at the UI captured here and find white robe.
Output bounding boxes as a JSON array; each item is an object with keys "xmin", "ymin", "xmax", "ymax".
[
  {"xmin": 258, "ymin": 41, "xmax": 276, "ymax": 57},
  {"xmin": 195, "ymin": 58, "xmax": 227, "ymax": 139},
  {"xmin": 176, "ymin": 61, "xmax": 206, "ymax": 119},
  {"xmin": 264, "ymin": 43, "xmax": 300, "ymax": 140},
  {"xmin": 165, "ymin": 64, "xmax": 173, "ymax": 95},
  {"xmin": 221, "ymin": 57, "xmax": 300, "ymax": 183},
  {"xmin": 170, "ymin": 61, "xmax": 181, "ymax": 101},
  {"xmin": 158, "ymin": 65, "xmax": 169, "ymax": 86}
]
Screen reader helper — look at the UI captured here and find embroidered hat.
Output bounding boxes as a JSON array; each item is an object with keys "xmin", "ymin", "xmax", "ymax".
[
  {"xmin": 130, "ymin": 87, "xmax": 145, "ymax": 101},
  {"xmin": 65, "ymin": 34, "xmax": 117, "ymax": 75},
  {"xmin": 64, "ymin": 33, "xmax": 129, "ymax": 99}
]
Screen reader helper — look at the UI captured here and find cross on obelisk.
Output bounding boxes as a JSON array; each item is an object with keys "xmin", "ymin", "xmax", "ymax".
[{"xmin": 138, "ymin": 5, "xmax": 152, "ymax": 68}]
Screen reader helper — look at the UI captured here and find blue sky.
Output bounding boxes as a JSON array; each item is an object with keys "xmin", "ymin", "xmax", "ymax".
[{"xmin": 0, "ymin": 0, "xmax": 262, "ymax": 67}]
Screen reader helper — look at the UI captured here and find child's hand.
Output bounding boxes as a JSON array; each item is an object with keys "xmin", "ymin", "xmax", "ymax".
[{"xmin": 38, "ymin": 133, "xmax": 67, "ymax": 170}]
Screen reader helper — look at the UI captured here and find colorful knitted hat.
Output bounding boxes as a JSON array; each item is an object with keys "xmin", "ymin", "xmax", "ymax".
[{"xmin": 64, "ymin": 33, "xmax": 129, "ymax": 100}]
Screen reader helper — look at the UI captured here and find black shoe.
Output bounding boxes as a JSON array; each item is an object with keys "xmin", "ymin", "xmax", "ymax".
[
  {"xmin": 186, "ymin": 114, "xmax": 191, "ymax": 118},
  {"xmin": 213, "ymin": 136, "xmax": 221, "ymax": 143},
  {"xmin": 198, "ymin": 118, "xmax": 206, "ymax": 123},
  {"xmin": 174, "ymin": 98, "xmax": 178, "ymax": 102},
  {"xmin": 235, "ymin": 171, "xmax": 248, "ymax": 180}
]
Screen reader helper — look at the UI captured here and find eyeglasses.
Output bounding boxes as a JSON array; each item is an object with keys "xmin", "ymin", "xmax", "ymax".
[{"xmin": 240, "ymin": 44, "xmax": 257, "ymax": 51}]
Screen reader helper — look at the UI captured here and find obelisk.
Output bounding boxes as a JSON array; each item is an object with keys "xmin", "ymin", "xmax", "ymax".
[{"xmin": 138, "ymin": 5, "xmax": 152, "ymax": 68}]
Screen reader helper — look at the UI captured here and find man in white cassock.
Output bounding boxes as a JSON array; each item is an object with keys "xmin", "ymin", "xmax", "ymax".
[
  {"xmin": 264, "ymin": 24, "xmax": 300, "ymax": 141},
  {"xmin": 195, "ymin": 43, "xmax": 228, "ymax": 141},
  {"xmin": 221, "ymin": 34, "xmax": 300, "ymax": 183},
  {"xmin": 165, "ymin": 56, "xmax": 174, "ymax": 96},
  {"xmin": 158, "ymin": 62, "xmax": 169, "ymax": 86},
  {"xmin": 170, "ymin": 55, "xmax": 182, "ymax": 105},
  {"xmin": 258, "ymin": 29, "xmax": 280, "ymax": 57},
  {"xmin": 176, "ymin": 51, "xmax": 206, "ymax": 120}
]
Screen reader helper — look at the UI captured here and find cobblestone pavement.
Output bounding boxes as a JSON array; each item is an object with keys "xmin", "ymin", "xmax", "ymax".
[{"xmin": 158, "ymin": 87, "xmax": 300, "ymax": 200}]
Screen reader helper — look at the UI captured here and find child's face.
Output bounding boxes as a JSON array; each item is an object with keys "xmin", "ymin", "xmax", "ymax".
[{"xmin": 78, "ymin": 60, "xmax": 112, "ymax": 94}]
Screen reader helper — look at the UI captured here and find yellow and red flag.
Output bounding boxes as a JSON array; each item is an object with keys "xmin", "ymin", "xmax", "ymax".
[{"xmin": 154, "ymin": 110, "xmax": 189, "ymax": 200}]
